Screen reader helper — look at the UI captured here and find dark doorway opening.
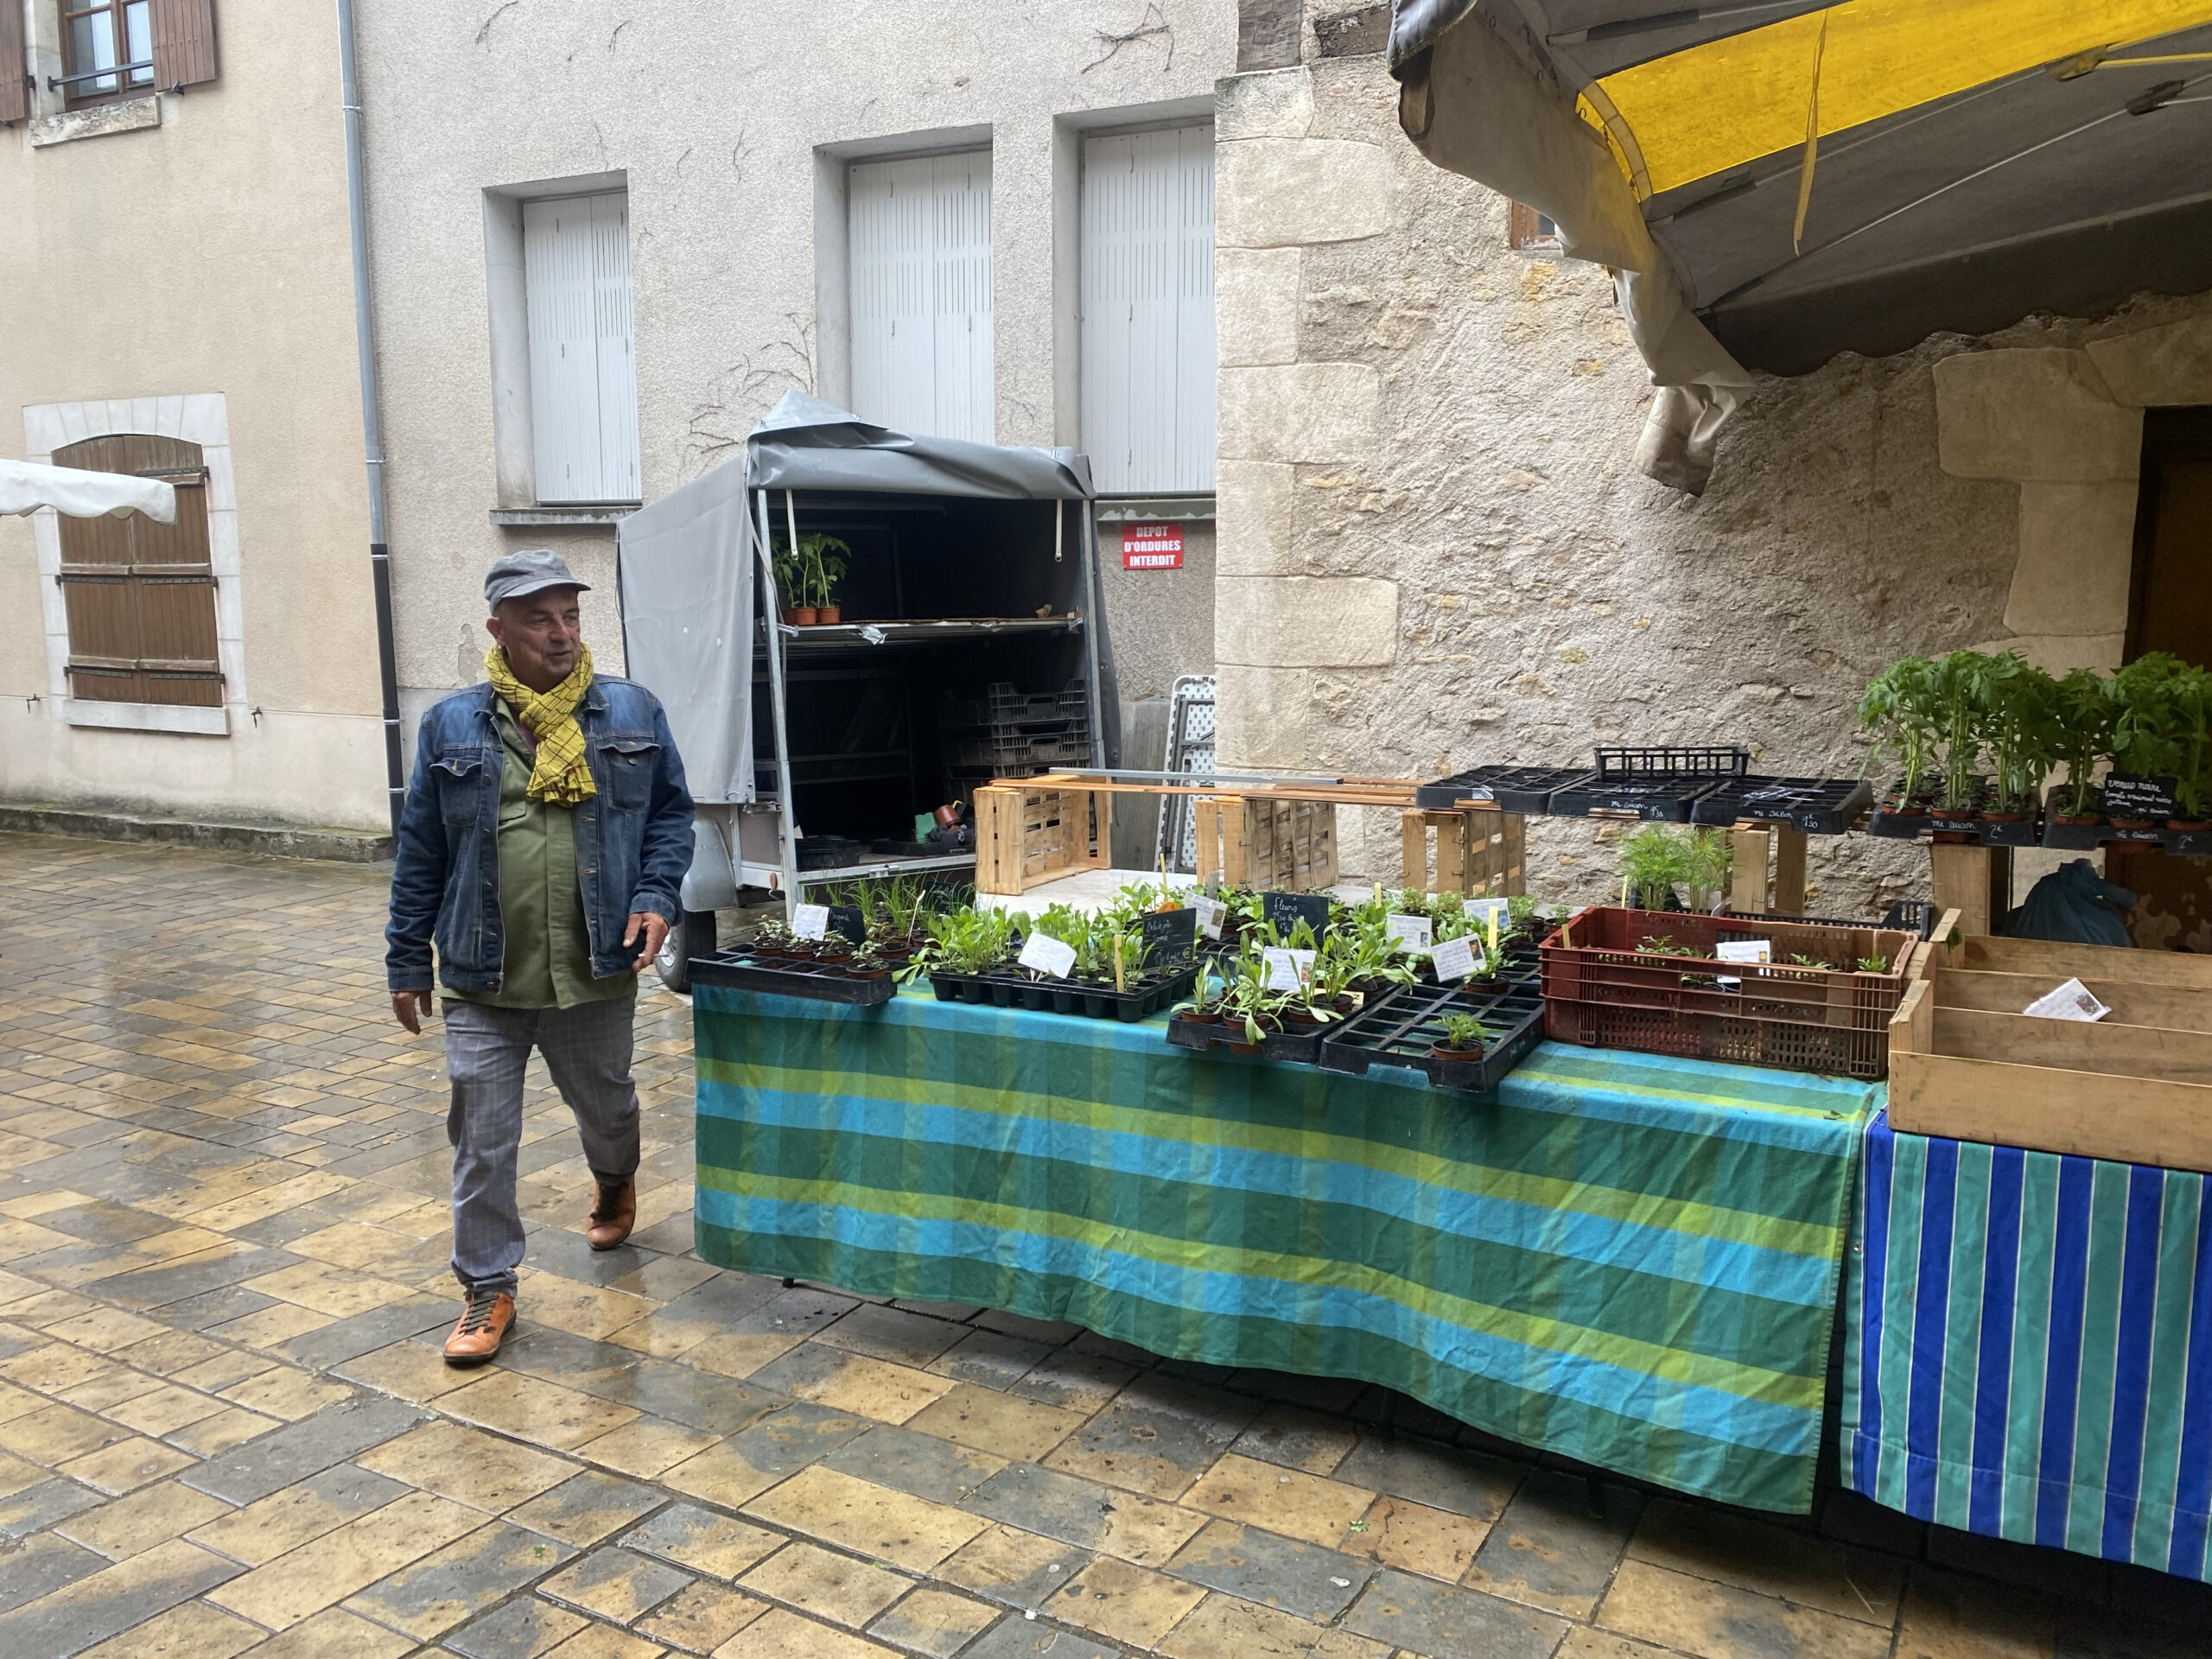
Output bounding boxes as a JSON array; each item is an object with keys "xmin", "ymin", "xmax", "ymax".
[{"xmin": 2126, "ymin": 407, "xmax": 2212, "ymax": 668}]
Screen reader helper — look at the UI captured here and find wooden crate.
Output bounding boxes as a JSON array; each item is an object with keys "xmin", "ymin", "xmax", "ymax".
[
  {"xmin": 1888, "ymin": 934, "xmax": 2212, "ymax": 1172},
  {"xmin": 1193, "ymin": 797, "xmax": 1336, "ymax": 892},
  {"xmin": 1399, "ymin": 809, "xmax": 1525, "ymax": 897},
  {"xmin": 973, "ymin": 785, "xmax": 1112, "ymax": 896}
]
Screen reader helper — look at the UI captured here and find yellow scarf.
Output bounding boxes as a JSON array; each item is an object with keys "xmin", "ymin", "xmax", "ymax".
[{"xmin": 485, "ymin": 645, "xmax": 597, "ymax": 805}]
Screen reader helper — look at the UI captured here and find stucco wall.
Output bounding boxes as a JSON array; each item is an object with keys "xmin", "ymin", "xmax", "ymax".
[
  {"xmin": 355, "ymin": 1, "xmax": 1235, "ymax": 741},
  {"xmin": 0, "ymin": 0, "xmax": 385, "ymax": 830},
  {"xmin": 1212, "ymin": 52, "xmax": 2212, "ymax": 915}
]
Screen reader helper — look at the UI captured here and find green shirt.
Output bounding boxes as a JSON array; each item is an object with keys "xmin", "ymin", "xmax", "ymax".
[{"xmin": 453, "ymin": 703, "xmax": 636, "ymax": 1010}]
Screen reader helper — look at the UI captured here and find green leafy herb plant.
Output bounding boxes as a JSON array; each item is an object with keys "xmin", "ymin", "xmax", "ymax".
[{"xmin": 1434, "ymin": 1013, "xmax": 1486, "ymax": 1056}]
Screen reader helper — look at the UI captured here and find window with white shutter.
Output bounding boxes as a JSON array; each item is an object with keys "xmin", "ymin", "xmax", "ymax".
[
  {"xmin": 524, "ymin": 191, "xmax": 641, "ymax": 504},
  {"xmin": 849, "ymin": 153, "xmax": 994, "ymax": 445},
  {"xmin": 1081, "ymin": 126, "xmax": 1216, "ymax": 495}
]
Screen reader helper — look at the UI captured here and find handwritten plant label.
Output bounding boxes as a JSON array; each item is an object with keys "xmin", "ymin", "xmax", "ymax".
[
  {"xmin": 2023, "ymin": 977, "xmax": 2110, "ymax": 1022},
  {"xmin": 1467, "ymin": 898, "xmax": 1511, "ymax": 929},
  {"xmin": 791, "ymin": 904, "xmax": 830, "ymax": 941},
  {"xmin": 1714, "ymin": 939, "xmax": 1772, "ymax": 964},
  {"xmin": 1192, "ymin": 895, "xmax": 1226, "ymax": 940},
  {"xmin": 1430, "ymin": 937, "xmax": 1484, "ymax": 982},
  {"xmin": 1137, "ymin": 907, "xmax": 1197, "ymax": 965},
  {"xmin": 1262, "ymin": 947, "xmax": 1315, "ymax": 992},
  {"xmin": 2102, "ymin": 773, "xmax": 2177, "ymax": 821},
  {"xmin": 1017, "ymin": 933, "xmax": 1078, "ymax": 978},
  {"xmin": 827, "ymin": 905, "xmax": 868, "ymax": 944},
  {"xmin": 1385, "ymin": 914, "xmax": 1433, "ymax": 953},
  {"xmin": 1262, "ymin": 892, "xmax": 1334, "ymax": 935}
]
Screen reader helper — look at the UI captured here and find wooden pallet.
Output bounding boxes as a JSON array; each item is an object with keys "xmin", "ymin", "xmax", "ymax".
[
  {"xmin": 1889, "ymin": 930, "xmax": 2212, "ymax": 1171},
  {"xmin": 973, "ymin": 785, "xmax": 1113, "ymax": 895},
  {"xmin": 1399, "ymin": 809, "xmax": 1525, "ymax": 897},
  {"xmin": 1724, "ymin": 823, "xmax": 1808, "ymax": 914},
  {"xmin": 1193, "ymin": 798, "xmax": 1337, "ymax": 892}
]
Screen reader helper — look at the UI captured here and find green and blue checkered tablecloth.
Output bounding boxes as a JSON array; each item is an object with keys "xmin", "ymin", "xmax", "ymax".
[
  {"xmin": 1843, "ymin": 1110, "xmax": 2212, "ymax": 1580},
  {"xmin": 692, "ymin": 984, "xmax": 1877, "ymax": 1513}
]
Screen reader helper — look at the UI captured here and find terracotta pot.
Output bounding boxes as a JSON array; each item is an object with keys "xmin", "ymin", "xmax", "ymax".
[
  {"xmin": 1180, "ymin": 1009, "xmax": 1224, "ymax": 1025},
  {"xmin": 1978, "ymin": 811, "xmax": 2029, "ymax": 824},
  {"xmin": 1929, "ymin": 808, "xmax": 1976, "ymax": 822},
  {"xmin": 2053, "ymin": 815, "xmax": 2101, "ymax": 827},
  {"xmin": 817, "ymin": 606, "xmax": 841, "ymax": 625},
  {"xmin": 1429, "ymin": 1046, "xmax": 1484, "ymax": 1064},
  {"xmin": 2169, "ymin": 820, "xmax": 2212, "ymax": 832},
  {"xmin": 779, "ymin": 607, "xmax": 799, "ymax": 625},
  {"xmin": 849, "ymin": 968, "xmax": 890, "ymax": 981},
  {"xmin": 790, "ymin": 607, "xmax": 818, "ymax": 626},
  {"xmin": 2110, "ymin": 818, "xmax": 2161, "ymax": 831}
]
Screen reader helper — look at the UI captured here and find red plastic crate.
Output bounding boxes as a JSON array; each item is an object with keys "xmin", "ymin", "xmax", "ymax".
[{"xmin": 1538, "ymin": 906, "xmax": 1914, "ymax": 1080}]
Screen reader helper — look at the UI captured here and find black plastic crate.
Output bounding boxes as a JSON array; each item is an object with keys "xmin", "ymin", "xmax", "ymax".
[
  {"xmin": 941, "ymin": 679, "xmax": 1090, "ymax": 731},
  {"xmin": 1165, "ymin": 1013, "xmax": 1331, "ymax": 1065},
  {"xmin": 1595, "ymin": 746, "xmax": 1750, "ymax": 780},
  {"xmin": 925, "ymin": 963, "xmax": 1198, "ymax": 1022},
  {"xmin": 1548, "ymin": 775, "xmax": 1730, "ymax": 822},
  {"xmin": 1318, "ymin": 984, "xmax": 1548, "ymax": 1093},
  {"xmin": 690, "ymin": 950, "xmax": 899, "ymax": 1005},
  {"xmin": 1688, "ymin": 776, "xmax": 1874, "ymax": 836},
  {"xmin": 1412, "ymin": 765, "xmax": 1596, "ymax": 814},
  {"xmin": 945, "ymin": 729, "xmax": 1091, "ymax": 770}
]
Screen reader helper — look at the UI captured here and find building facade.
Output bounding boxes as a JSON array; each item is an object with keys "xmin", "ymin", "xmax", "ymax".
[
  {"xmin": 1213, "ymin": 11, "xmax": 2212, "ymax": 914},
  {"xmin": 350, "ymin": 1, "xmax": 1238, "ymax": 764},
  {"xmin": 0, "ymin": 0, "xmax": 388, "ymax": 834}
]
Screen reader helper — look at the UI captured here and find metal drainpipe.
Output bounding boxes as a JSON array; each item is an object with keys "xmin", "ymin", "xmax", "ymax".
[{"xmin": 336, "ymin": 0, "xmax": 404, "ymax": 837}]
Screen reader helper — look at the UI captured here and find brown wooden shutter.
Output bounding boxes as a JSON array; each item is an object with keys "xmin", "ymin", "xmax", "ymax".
[
  {"xmin": 0, "ymin": 0, "xmax": 29, "ymax": 125},
  {"xmin": 54, "ymin": 435, "xmax": 223, "ymax": 709},
  {"xmin": 151, "ymin": 0, "xmax": 219, "ymax": 90}
]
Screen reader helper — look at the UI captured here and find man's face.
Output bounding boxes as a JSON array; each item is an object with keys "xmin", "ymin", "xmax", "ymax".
[{"xmin": 486, "ymin": 588, "xmax": 583, "ymax": 690}]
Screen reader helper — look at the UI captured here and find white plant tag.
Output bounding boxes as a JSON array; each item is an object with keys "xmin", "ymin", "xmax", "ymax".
[
  {"xmin": 1193, "ymin": 896, "xmax": 1226, "ymax": 941},
  {"xmin": 1715, "ymin": 939, "xmax": 1772, "ymax": 965},
  {"xmin": 1467, "ymin": 898, "xmax": 1511, "ymax": 928},
  {"xmin": 2023, "ymin": 977, "xmax": 2110, "ymax": 1022},
  {"xmin": 1385, "ymin": 914, "xmax": 1433, "ymax": 953},
  {"xmin": 1018, "ymin": 933, "xmax": 1078, "ymax": 977},
  {"xmin": 791, "ymin": 904, "xmax": 830, "ymax": 941},
  {"xmin": 1262, "ymin": 947, "xmax": 1313, "ymax": 992},
  {"xmin": 1431, "ymin": 936, "xmax": 1484, "ymax": 982}
]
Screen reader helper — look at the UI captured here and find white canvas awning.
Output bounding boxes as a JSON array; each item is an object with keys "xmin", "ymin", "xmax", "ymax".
[{"xmin": 0, "ymin": 457, "xmax": 176, "ymax": 522}]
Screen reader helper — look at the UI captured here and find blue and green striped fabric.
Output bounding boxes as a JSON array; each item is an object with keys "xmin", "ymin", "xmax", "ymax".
[
  {"xmin": 1842, "ymin": 1111, "xmax": 2212, "ymax": 1580},
  {"xmin": 693, "ymin": 984, "xmax": 1878, "ymax": 1512}
]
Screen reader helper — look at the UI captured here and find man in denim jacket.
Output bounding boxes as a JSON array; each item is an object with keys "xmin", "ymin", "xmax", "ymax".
[{"xmin": 387, "ymin": 549, "xmax": 693, "ymax": 1363}]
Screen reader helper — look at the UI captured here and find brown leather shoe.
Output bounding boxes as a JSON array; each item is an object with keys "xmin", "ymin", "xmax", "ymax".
[
  {"xmin": 588, "ymin": 1175, "xmax": 636, "ymax": 1250},
  {"xmin": 443, "ymin": 1287, "xmax": 514, "ymax": 1365}
]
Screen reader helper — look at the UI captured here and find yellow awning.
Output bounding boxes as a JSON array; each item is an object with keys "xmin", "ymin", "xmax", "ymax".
[{"xmin": 1585, "ymin": 0, "xmax": 2212, "ymax": 198}]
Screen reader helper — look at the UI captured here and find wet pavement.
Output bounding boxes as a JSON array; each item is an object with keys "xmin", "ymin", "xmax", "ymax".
[{"xmin": 0, "ymin": 831, "xmax": 2204, "ymax": 1659}]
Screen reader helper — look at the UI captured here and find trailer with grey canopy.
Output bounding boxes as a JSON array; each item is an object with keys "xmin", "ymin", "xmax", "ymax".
[{"xmin": 617, "ymin": 391, "xmax": 1109, "ymax": 988}]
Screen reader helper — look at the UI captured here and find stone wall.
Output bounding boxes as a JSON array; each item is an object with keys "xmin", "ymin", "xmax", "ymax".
[{"xmin": 1212, "ymin": 49, "xmax": 2212, "ymax": 915}]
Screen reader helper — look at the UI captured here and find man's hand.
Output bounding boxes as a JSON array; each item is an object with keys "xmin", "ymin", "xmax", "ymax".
[
  {"xmin": 626, "ymin": 911, "xmax": 671, "ymax": 974},
  {"xmin": 391, "ymin": 989, "xmax": 435, "ymax": 1034}
]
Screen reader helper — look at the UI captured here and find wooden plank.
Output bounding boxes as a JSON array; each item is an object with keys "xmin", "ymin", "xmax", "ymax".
[
  {"xmin": 1935, "ymin": 1006, "xmax": 2212, "ymax": 1087},
  {"xmin": 1887, "ymin": 1049, "xmax": 2212, "ymax": 1174},
  {"xmin": 1771, "ymin": 828, "xmax": 1808, "ymax": 915},
  {"xmin": 1220, "ymin": 796, "xmax": 1249, "ymax": 887},
  {"xmin": 1401, "ymin": 810, "xmax": 1426, "ymax": 891},
  {"xmin": 1889, "ymin": 977, "xmax": 1932, "ymax": 1056},
  {"xmin": 1931, "ymin": 967, "xmax": 2212, "ymax": 1034},
  {"xmin": 1501, "ymin": 813, "xmax": 1526, "ymax": 898},
  {"xmin": 1929, "ymin": 843, "xmax": 2011, "ymax": 939},
  {"xmin": 1195, "ymin": 798, "xmax": 1221, "ymax": 887},
  {"xmin": 1435, "ymin": 810, "xmax": 1466, "ymax": 894},
  {"xmin": 1727, "ymin": 825, "xmax": 1770, "ymax": 912},
  {"xmin": 1957, "ymin": 932, "xmax": 2212, "ymax": 990}
]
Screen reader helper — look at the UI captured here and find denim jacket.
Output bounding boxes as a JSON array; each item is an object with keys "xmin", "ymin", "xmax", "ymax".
[{"xmin": 385, "ymin": 677, "xmax": 694, "ymax": 994}]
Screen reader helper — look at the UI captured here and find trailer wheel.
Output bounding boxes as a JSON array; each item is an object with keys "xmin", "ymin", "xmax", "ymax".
[{"xmin": 655, "ymin": 909, "xmax": 716, "ymax": 995}]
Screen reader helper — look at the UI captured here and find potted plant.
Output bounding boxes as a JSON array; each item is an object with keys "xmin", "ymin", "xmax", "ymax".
[
  {"xmin": 2051, "ymin": 667, "xmax": 2116, "ymax": 823},
  {"xmin": 2109, "ymin": 653, "xmax": 2188, "ymax": 827},
  {"xmin": 1219, "ymin": 942, "xmax": 1290, "ymax": 1051},
  {"xmin": 798, "ymin": 533, "xmax": 852, "ymax": 626},
  {"xmin": 1857, "ymin": 654, "xmax": 1940, "ymax": 810},
  {"xmin": 848, "ymin": 942, "xmax": 891, "ymax": 981},
  {"xmin": 1430, "ymin": 1012, "xmax": 1486, "ymax": 1065},
  {"xmin": 1929, "ymin": 649, "xmax": 1991, "ymax": 817},
  {"xmin": 770, "ymin": 543, "xmax": 812, "ymax": 626},
  {"xmin": 1974, "ymin": 653, "xmax": 2057, "ymax": 819},
  {"xmin": 1681, "ymin": 828, "xmax": 1731, "ymax": 912},
  {"xmin": 2170, "ymin": 663, "xmax": 2212, "ymax": 830},
  {"xmin": 1181, "ymin": 965, "xmax": 1225, "ymax": 1024},
  {"xmin": 1619, "ymin": 824, "xmax": 1687, "ymax": 911}
]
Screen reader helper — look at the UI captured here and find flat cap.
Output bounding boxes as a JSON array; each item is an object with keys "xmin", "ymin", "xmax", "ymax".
[{"xmin": 485, "ymin": 547, "xmax": 590, "ymax": 607}]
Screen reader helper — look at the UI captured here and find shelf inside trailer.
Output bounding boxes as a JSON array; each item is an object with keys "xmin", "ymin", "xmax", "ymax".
[
  {"xmin": 773, "ymin": 616, "xmax": 1087, "ymax": 650},
  {"xmin": 793, "ymin": 850, "xmax": 978, "ymax": 886}
]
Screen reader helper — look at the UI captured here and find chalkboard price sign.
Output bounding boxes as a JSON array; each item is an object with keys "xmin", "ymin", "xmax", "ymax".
[
  {"xmin": 1135, "ymin": 907, "xmax": 1197, "ymax": 966},
  {"xmin": 1261, "ymin": 891, "xmax": 1334, "ymax": 937},
  {"xmin": 2101, "ymin": 773, "xmax": 2177, "ymax": 822},
  {"xmin": 825, "ymin": 906, "xmax": 869, "ymax": 944}
]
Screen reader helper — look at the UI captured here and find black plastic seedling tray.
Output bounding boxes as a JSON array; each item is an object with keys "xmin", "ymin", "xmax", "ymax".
[
  {"xmin": 1688, "ymin": 776, "xmax": 1874, "ymax": 836},
  {"xmin": 1548, "ymin": 776, "xmax": 1728, "ymax": 822},
  {"xmin": 1165, "ymin": 1014, "xmax": 1330, "ymax": 1065},
  {"xmin": 1412, "ymin": 765, "xmax": 1597, "ymax": 814},
  {"xmin": 1318, "ymin": 984, "xmax": 1547, "ymax": 1093},
  {"xmin": 690, "ymin": 951, "xmax": 899, "ymax": 1005},
  {"xmin": 926, "ymin": 964, "xmax": 1198, "ymax": 1022}
]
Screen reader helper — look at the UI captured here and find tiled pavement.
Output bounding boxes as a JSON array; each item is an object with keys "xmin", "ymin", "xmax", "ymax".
[{"xmin": 1, "ymin": 834, "xmax": 2208, "ymax": 1659}]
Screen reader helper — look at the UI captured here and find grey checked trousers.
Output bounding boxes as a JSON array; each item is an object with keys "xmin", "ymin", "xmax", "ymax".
[{"xmin": 442, "ymin": 996, "xmax": 641, "ymax": 1294}]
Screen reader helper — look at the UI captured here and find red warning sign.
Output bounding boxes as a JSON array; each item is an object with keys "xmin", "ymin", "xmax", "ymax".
[{"xmin": 1122, "ymin": 524, "xmax": 1185, "ymax": 570}]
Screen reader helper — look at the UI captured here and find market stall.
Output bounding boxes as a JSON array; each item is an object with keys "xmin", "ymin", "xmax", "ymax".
[{"xmin": 691, "ymin": 980, "xmax": 1876, "ymax": 1515}]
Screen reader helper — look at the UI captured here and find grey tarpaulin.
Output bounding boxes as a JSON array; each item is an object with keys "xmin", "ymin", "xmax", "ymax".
[
  {"xmin": 617, "ymin": 390, "xmax": 1098, "ymax": 813},
  {"xmin": 617, "ymin": 447, "xmax": 754, "ymax": 804}
]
